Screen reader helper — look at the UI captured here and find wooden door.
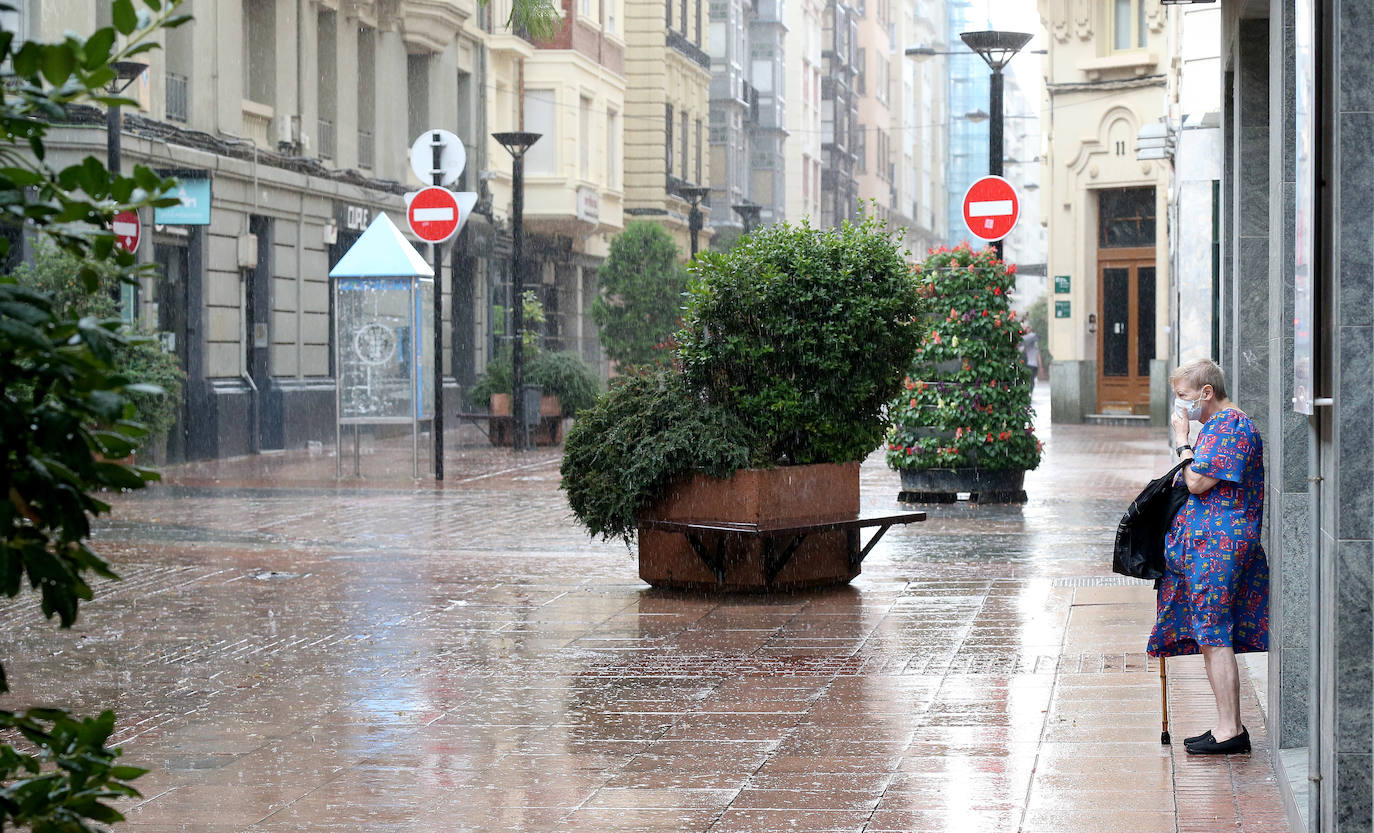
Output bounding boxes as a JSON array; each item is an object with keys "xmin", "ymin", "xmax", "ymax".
[{"xmin": 1096, "ymin": 248, "xmax": 1156, "ymax": 413}]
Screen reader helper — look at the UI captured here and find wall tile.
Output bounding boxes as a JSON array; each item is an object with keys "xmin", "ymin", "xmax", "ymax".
[
  {"xmin": 1338, "ymin": 113, "xmax": 1374, "ymax": 328},
  {"xmin": 1335, "ymin": 752, "xmax": 1372, "ymax": 833},
  {"xmin": 1334, "ymin": 539, "xmax": 1372, "ymax": 754},
  {"xmin": 1339, "ymin": 0, "xmax": 1374, "ymax": 113},
  {"xmin": 1337, "ymin": 326, "xmax": 1373, "ymax": 541},
  {"xmin": 1279, "ymin": 644, "xmax": 1310, "ymax": 749}
]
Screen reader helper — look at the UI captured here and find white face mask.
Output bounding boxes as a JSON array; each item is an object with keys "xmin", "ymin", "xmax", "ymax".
[{"xmin": 1174, "ymin": 395, "xmax": 1204, "ymax": 421}]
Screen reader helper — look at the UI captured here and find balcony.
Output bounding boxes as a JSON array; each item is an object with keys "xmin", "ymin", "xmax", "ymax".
[
  {"xmin": 318, "ymin": 117, "xmax": 335, "ymax": 161},
  {"xmin": 358, "ymin": 129, "xmax": 374, "ymax": 169},
  {"xmin": 242, "ymin": 99, "xmax": 273, "ymax": 147},
  {"xmin": 165, "ymin": 72, "xmax": 188, "ymax": 122}
]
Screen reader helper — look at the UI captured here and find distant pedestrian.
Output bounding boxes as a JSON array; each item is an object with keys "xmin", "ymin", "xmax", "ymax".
[
  {"xmin": 1020, "ymin": 330, "xmax": 1040, "ymax": 391},
  {"xmin": 1148, "ymin": 358, "xmax": 1269, "ymax": 755}
]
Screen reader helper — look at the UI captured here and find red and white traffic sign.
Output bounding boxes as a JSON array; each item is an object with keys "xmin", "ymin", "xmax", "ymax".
[
  {"xmin": 407, "ymin": 186, "xmax": 461, "ymax": 243},
  {"xmin": 961, "ymin": 175, "xmax": 1020, "ymax": 242},
  {"xmin": 113, "ymin": 210, "xmax": 140, "ymax": 254}
]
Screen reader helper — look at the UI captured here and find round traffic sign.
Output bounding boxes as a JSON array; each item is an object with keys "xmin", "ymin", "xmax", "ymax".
[
  {"xmin": 113, "ymin": 210, "xmax": 140, "ymax": 254},
  {"xmin": 409, "ymin": 129, "xmax": 467, "ymax": 187},
  {"xmin": 961, "ymin": 175, "xmax": 1020, "ymax": 242},
  {"xmin": 407, "ymin": 186, "xmax": 461, "ymax": 243}
]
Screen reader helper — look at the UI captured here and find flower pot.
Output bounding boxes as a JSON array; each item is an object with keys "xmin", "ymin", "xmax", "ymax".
[
  {"xmin": 637, "ymin": 462, "xmax": 863, "ymax": 591},
  {"xmin": 486, "ymin": 393, "xmax": 563, "ymax": 446},
  {"xmin": 898, "ymin": 466, "xmax": 1026, "ymax": 504}
]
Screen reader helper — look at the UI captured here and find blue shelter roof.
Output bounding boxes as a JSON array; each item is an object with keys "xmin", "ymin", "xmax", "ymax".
[{"xmin": 328, "ymin": 212, "xmax": 435, "ymax": 278}]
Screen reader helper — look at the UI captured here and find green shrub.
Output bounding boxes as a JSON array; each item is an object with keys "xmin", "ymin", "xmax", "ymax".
[
  {"xmin": 469, "ymin": 348, "xmax": 600, "ymax": 415},
  {"xmin": 10, "ymin": 242, "xmax": 185, "ymax": 448},
  {"xmin": 885, "ymin": 244, "xmax": 1042, "ymax": 472},
  {"xmin": 677, "ymin": 215, "xmax": 926, "ymax": 465},
  {"xmin": 560, "ymin": 371, "xmax": 759, "ymax": 544},
  {"xmin": 591, "ymin": 221, "xmax": 687, "ymax": 371}
]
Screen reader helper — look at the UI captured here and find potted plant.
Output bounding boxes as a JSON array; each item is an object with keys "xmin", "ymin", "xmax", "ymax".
[
  {"xmin": 561, "ymin": 215, "xmax": 927, "ymax": 590},
  {"xmin": 885, "ymin": 243, "xmax": 1042, "ymax": 502}
]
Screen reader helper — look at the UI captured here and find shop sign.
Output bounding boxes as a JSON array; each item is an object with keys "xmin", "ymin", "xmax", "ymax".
[
  {"xmin": 576, "ymin": 187, "xmax": 600, "ymax": 223},
  {"xmin": 153, "ymin": 173, "xmax": 211, "ymax": 225},
  {"xmin": 335, "ymin": 201, "xmax": 372, "ymax": 234}
]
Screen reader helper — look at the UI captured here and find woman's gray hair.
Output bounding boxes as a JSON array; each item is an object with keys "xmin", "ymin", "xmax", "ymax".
[{"xmin": 1170, "ymin": 358, "xmax": 1228, "ymax": 400}]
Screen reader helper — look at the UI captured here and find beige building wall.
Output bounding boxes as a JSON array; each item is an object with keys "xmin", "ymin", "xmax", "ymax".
[
  {"xmin": 623, "ymin": 0, "xmax": 712, "ymax": 255},
  {"xmin": 852, "ymin": 0, "xmax": 892, "ymax": 223},
  {"xmin": 889, "ymin": 0, "xmax": 944, "ymax": 254},
  {"xmin": 1039, "ymin": 0, "xmax": 1174, "ymax": 422},
  {"xmin": 784, "ymin": 0, "xmax": 824, "ymax": 225}
]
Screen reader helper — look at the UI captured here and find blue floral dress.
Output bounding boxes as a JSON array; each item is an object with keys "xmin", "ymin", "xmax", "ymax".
[{"xmin": 1148, "ymin": 409, "xmax": 1269, "ymax": 657}]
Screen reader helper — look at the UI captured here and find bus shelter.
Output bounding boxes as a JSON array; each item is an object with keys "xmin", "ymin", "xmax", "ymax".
[{"xmin": 328, "ymin": 212, "xmax": 435, "ymax": 478}]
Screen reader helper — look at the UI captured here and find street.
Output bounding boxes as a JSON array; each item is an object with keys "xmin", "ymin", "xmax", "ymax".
[{"xmin": 2, "ymin": 391, "xmax": 1288, "ymax": 833}]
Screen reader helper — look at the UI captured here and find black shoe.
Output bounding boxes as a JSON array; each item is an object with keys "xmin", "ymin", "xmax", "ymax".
[
  {"xmin": 1184, "ymin": 730, "xmax": 1214, "ymax": 745},
  {"xmin": 1186, "ymin": 727, "xmax": 1250, "ymax": 755}
]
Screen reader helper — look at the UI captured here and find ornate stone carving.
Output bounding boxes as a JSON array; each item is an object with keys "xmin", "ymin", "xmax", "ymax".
[
  {"xmin": 1050, "ymin": 0, "xmax": 1071, "ymax": 43},
  {"xmin": 1146, "ymin": 0, "xmax": 1166, "ymax": 33},
  {"xmin": 1074, "ymin": 0, "xmax": 1092, "ymax": 41}
]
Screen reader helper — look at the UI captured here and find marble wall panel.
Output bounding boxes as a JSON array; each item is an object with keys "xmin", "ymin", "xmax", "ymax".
[
  {"xmin": 1337, "ymin": 112, "xmax": 1374, "ymax": 329},
  {"xmin": 1335, "ymin": 751, "xmax": 1371, "ymax": 833},
  {"xmin": 1333, "ymin": 539, "xmax": 1372, "ymax": 754},
  {"xmin": 1337, "ymin": 326, "xmax": 1372, "ymax": 542}
]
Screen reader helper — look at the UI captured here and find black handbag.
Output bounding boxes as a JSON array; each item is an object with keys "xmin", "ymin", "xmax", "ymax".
[{"xmin": 1112, "ymin": 460, "xmax": 1191, "ymax": 580}]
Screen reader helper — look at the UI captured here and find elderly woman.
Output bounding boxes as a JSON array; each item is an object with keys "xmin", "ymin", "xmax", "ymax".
[{"xmin": 1148, "ymin": 358, "xmax": 1269, "ymax": 755}]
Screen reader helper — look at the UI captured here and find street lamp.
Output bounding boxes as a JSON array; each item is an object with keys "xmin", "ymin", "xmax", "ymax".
[
  {"xmin": 106, "ymin": 60, "xmax": 146, "ymax": 177},
  {"xmin": 677, "ymin": 185, "xmax": 710, "ymax": 256},
  {"xmin": 492, "ymin": 130, "xmax": 542, "ymax": 453},
  {"xmin": 959, "ymin": 29, "xmax": 1033, "ymax": 259},
  {"xmin": 732, "ymin": 201, "xmax": 762, "ymax": 235}
]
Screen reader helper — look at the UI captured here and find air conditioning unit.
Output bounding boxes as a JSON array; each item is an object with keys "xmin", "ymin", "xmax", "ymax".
[{"xmin": 275, "ymin": 114, "xmax": 308, "ymax": 153}]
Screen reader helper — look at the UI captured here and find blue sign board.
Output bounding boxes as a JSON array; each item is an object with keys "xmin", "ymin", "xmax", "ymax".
[{"xmin": 154, "ymin": 177, "xmax": 212, "ymax": 225}]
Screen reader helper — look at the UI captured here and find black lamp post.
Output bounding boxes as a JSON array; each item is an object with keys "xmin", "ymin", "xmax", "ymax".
[
  {"xmin": 492, "ymin": 131, "xmax": 542, "ymax": 453},
  {"xmin": 732, "ymin": 201, "xmax": 762, "ymax": 235},
  {"xmin": 106, "ymin": 61, "xmax": 147, "ymax": 178},
  {"xmin": 677, "ymin": 185, "xmax": 710, "ymax": 256},
  {"xmin": 958, "ymin": 30, "xmax": 1033, "ymax": 260}
]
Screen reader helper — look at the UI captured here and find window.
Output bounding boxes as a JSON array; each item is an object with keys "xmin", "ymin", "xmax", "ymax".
[
  {"xmin": 242, "ymin": 0, "xmax": 275, "ymax": 105},
  {"xmin": 580, "ymin": 96, "xmax": 592, "ymax": 178},
  {"xmin": 357, "ymin": 26, "xmax": 375, "ymax": 167},
  {"xmin": 607, "ymin": 108, "xmax": 619, "ymax": 188},
  {"xmin": 406, "ymin": 54, "xmax": 430, "ymax": 148},
  {"xmin": 524, "ymin": 89, "xmax": 557, "ymax": 174},
  {"xmin": 855, "ymin": 48, "xmax": 865, "ymax": 95},
  {"xmin": 1098, "ymin": 187, "xmax": 1156, "ymax": 247},
  {"xmin": 681, "ymin": 110, "xmax": 689, "ymax": 180},
  {"xmin": 1112, "ymin": 0, "xmax": 1147, "ymax": 50},
  {"xmin": 680, "ymin": 0, "xmax": 687, "ymax": 33},
  {"xmin": 316, "ymin": 10, "xmax": 336, "ymax": 158},
  {"xmin": 665, "ymin": 103, "xmax": 674, "ymax": 174},
  {"xmin": 695, "ymin": 118, "xmax": 703, "ymax": 183},
  {"xmin": 607, "ymin": 0, "xmax": 616, "ymax": 33},
  {"xmin": 695, "ymin": 0, "xmax": 702, "ymax": 44}
]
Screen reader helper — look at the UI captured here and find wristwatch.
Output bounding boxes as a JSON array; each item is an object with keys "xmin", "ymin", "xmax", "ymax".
[{"xmin": 1175, "ymin": 444, "xmax": 1193, "ymax": 457}]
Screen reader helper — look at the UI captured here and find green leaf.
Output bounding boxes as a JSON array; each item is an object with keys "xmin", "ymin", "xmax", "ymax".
[
  {"xmin": 82, "ymin": 27, "xmax": 117, "ymax": 70},
  {"xmin": 39, "ymin": 44, "xmax": 77, "ymax": 86},
  {"xmin": 111, "ymin": 0, "xmax": 138, "ymax": 34}
]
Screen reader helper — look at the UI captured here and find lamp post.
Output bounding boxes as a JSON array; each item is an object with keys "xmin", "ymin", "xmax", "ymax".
[
  {"xmin": 677, "ymin": 185, "xmax": 710, "ymax": 256},
  {"xmin": 106, "ymin": 61, "xmax": 147, "ymax": 177},
  {"xmin": 492, "ymin": 131, "xmax": 542, "ymax": 453},
  {"xmin": 732, "ymin": 201, "xmax": 762, "ymax": 235},
  {"xmin": 958, "ymin": 30, "xmax": 1033, "ymax": 260}
]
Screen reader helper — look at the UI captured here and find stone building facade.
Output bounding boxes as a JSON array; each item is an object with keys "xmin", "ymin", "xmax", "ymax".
[{"xmin": 14, "ymin": 0, "xmax": 622, "ymax": 460}]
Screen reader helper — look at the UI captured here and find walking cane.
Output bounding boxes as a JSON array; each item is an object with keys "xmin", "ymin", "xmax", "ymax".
[{"xmin": 1159, "ymin": 656, "xmax": 1171, "ymax": 745}]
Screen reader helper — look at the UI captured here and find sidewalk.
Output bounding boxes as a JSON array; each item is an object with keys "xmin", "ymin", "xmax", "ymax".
[{"xmin": 1, "ymin": 387, "xmax": 1291, "ymax": 832}]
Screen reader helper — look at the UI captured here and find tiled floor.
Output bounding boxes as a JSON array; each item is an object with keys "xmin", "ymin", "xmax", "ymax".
[{"xmin": 0, "ymin": 387, "xmax": 1294, "ymax": 832}]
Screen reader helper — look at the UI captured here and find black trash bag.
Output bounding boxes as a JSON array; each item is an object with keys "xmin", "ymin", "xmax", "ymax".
[{"xmin": 1113, "ymin": 459, "xmax": 1191, "ymax": 580}]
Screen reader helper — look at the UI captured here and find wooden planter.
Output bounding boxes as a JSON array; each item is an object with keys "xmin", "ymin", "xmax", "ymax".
[
  {"xmin": 637, "ymin": 462, "xmax": 862, "ymax": 591},
  {"xmin": 897, "ymin": 466, "xmax": 1027, "ymax": 504},
  {"xmin": 487, "ymin": 393, "xmax": 564, "ymax": 446}
]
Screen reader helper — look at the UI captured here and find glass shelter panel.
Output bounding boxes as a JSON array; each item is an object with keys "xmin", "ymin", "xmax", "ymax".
[
  {"xmin": 337, "ymin": 278, "xmax": 417, "ymax": 422},
  {"xmin": 416, "ymin": 279, "xmax": 435, "ymax": 420}
]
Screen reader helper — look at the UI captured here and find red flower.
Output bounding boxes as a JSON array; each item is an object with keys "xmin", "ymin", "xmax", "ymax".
[
  {"xmin": 985, "ymin": 433, "xmax": 994, "ymax": 443},
  {"xmin": 998, "ymin": 431, "xmax": 1010, "ymax": 441},
  {"xmin": 909, "ymin": 398, "xmax": 917, "ymax": 408}
]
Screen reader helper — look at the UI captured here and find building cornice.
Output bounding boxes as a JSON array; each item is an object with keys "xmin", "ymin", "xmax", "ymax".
[{"xmin": 1047, "ymin": 74, "xmax": 1166, "ymax": 95}]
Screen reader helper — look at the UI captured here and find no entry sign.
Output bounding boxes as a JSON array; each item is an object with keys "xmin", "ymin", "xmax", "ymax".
[
  {"xmin": 113, "ymin": 210, "xmax": 140, "ymax": 254},
  {"xmin": 962, "ymin": 175, "xmax": 1020, "ymax": 243},
  {"xmin": 407, "ymin": 186, "xmax": 461, "ymax": 243}
]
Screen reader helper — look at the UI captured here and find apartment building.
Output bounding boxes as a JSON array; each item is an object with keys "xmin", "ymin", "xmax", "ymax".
[
  {"xmin": 784, "ymin": 0, "xmax": 825, "ymax": 225},
  {"xmin": 820, "ymin": 0, "xmax": 860, "ymax": 228},
  {"xmin": 887, "ymin": 0, "xmax": 945, "ymax": 254},
  {"xmin": 624, "ymin": 0, "xmax": 712, "ymax": 253},
  {"xmin": 19, "ymin": 0, "xmax": 620, "ymax": 460},
  {"xmin": 852, "ymin": 0, "xmax": 893, "ymax": 225}
]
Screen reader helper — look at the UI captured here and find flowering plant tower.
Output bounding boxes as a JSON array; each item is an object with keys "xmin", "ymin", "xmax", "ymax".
[{"xmin": 885, "ymin": 243, "xmax": 1042, "ymax": 502}]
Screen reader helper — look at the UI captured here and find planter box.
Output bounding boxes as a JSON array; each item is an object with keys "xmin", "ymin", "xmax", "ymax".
[
  {"xmin": 637, "ymin": 462, "xmax": 862, "ymax": 591},
  {"xmin": 486, "ymin": 393, "xmax": 563, "ymax": 446},
  {"xmin": 898, "ymin": 466, "xmax": 1027, "ymax": 504}
]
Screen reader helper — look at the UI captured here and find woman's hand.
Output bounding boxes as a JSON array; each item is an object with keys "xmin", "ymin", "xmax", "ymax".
[{"xmin": 1170, "ymin": 408, "xmax": 1190, "ymax": 448}]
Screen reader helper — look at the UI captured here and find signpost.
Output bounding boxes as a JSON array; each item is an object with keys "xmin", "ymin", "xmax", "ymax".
[
  {"xmin": 408, "ymin": 129, "xmax": 478, "ymax": 480},
  {"xmin": 113, "ymin": 210, "xmax": 140, "ymax": 254},
  {"xmin": 961, "ymin": 175, "xmax": 1020, "ymax": 244},
  {"xmin": 407, "ymin": 186, "xmax": 462, "ymax": 243}
]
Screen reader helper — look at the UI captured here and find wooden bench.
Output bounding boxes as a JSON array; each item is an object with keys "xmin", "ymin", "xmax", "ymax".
[{"xmin": 639, "ymin": 510, "xmax": 927, "ymax": 586}]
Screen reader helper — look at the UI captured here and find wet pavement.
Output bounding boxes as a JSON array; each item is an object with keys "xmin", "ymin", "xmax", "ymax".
[{"xmin": 2, "ymin": 388, "xmax": 1291, "ymax": 832}]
